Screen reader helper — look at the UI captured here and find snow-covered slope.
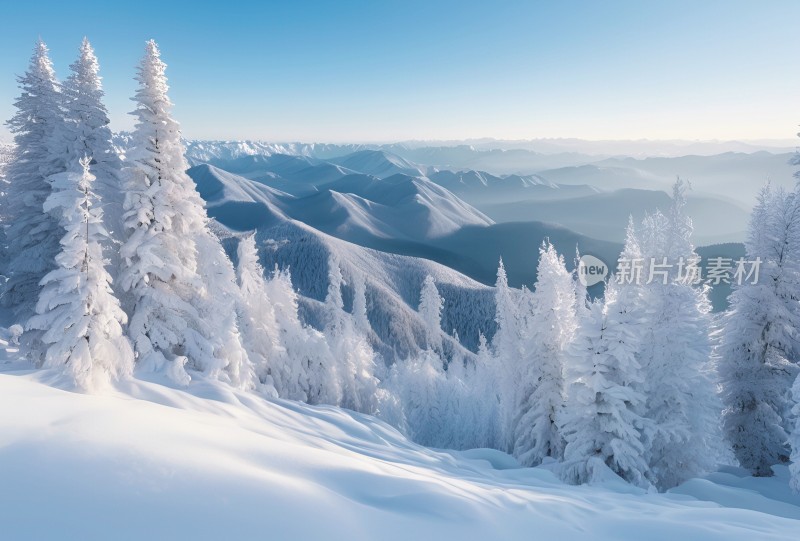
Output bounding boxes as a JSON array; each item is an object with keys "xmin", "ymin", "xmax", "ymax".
[
  {"xmin": 254, "ymin": 221, "xmax": 495, "ymax": 357},
  {"xmin": 188, "ymin": 164, "xmax": 495, "ymax": 357},
  {"xmin": 189, "ymin": 165, "xmax": 493, "ymax": 241},
  {"xmin": 300, "ymin": 173, "xmax": 493, "ymax": 238},
  {"xmin": 199, "ymin": 154, "xmax": 358, "ymax": 196},
  {"xmin": 327, "ymin": 149, "xmax": 428, "ymax": 179},
  {"xmin": 1, "ymin": 367, "xmax": 798, "ymax": 541}
]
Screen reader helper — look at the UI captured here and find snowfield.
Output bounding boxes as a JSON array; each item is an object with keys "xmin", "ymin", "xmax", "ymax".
[{"xmin": 1, "ymin": 361, "xmax": 798, "ymax": 540}]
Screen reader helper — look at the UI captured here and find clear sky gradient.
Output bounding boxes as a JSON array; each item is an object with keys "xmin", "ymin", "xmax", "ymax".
[{"xmin": 0, "ymin": 0, "xmax": 798, "ymax": 143}]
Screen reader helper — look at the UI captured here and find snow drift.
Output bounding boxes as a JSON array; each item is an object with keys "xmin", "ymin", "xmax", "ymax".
[{"xmin": 1, "ymin": 367, "xmax": 798, "ymax": 541}]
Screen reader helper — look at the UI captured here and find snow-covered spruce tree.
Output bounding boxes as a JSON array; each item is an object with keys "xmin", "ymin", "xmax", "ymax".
[
  {"xmin": 719, "ymin": 184, "xmax": 800, "ymax": 476},
  {"xmin": 324, "ymin": 255, "xmax": 379, "ymax": 413},
  {"xmin": 636, "ymin": 180, "xmax": 722, "ymax": 489},
  {"xmin": 446, "ymin": 332, "xmax": 504, "ymax": 450},
  {"xmin": 263, "ymin": 264, "xmax": 340, "ymax": 404},
  {"xmin": 193, "ymin": 229, "xmax": 255, "ymax": 388},
  {"xmin": 418, "ymin": 274, "xmax": 444, "ymax": 351},
  {"xmin": 119, "ymin": 40, "xmax": 251, "ymax": 386},
  {"xmin": 560, "ymin": 291, "xmax": 652, "ymax": 488},
  {"xmin": 471, "ymin": 332, "xmax": 503, "ymax": 448},
  {"xmin": 53, "ymin": 37, "xmax": 125, "ymax": 241},
  {"xmin": 2, "ymin": 40, "xmax": 66, "ymax": 319},
  {"xmin": 513, "ymin": 241, "xmax": 577, "ymax": 466},
  {"xmin": 437, "ymin": 352, "xmax": 484, "ymax": 449},
  {"xmin": 26, "ymin": 158, "xmax": 133, "ymax": 388},
  {"xmin": 389, "ymin": 325, "xmax": 501, "ymax": 449},
  {"xmin": 235, "ymin": 234, "xmax": 280, "ymax": 396},
  {"xmin": 387, "ymin": 348, "xmax": 447, "ymax": 446},
  {"xmin": 492, "ymin": 258, "xmax": 525, "ymax": 450}
]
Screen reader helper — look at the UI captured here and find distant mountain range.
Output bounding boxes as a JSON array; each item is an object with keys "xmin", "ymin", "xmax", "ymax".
[
  {"xmin": 181, "ymin": 139, "xmax": 796, "ymax": 202},
  {"xmin": 190, "ymin": 144, "xmax": 774, "ymax": 242},
  {"xmin": 391, "ymin": 137, "xmax": 797, "ymax": 157}
]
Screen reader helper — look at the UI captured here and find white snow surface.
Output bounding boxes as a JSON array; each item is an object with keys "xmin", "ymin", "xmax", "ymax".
[{"xmin": 1, "ymin": 333, "xmax": 799, "ymax": 540}]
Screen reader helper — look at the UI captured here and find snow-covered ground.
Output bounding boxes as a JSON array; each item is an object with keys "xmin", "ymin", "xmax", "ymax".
[{"xmin": 1, "ymin": 332, "xmax": 798, "ymax": 541}]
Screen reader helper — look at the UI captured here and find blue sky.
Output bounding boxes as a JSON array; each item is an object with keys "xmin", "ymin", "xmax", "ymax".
[{"xmin": 0, "ymin": 0, "xmax": 798, "ymax": 142}]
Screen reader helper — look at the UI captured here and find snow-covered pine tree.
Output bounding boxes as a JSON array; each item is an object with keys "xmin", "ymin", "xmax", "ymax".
[
  {"xmin": 26, "ymin": 157, "xmax": 133, "ymax": 388},
  {"xmin": 119, "ymin": 40, "xmax": 251, "ymax": 386},
  {"xmin": 492, "ymin": 258, "xmax": 524, "ymax": 450},
  {"xmin": 418, "ymin": 274, "xmax": 443, "ymax": 351},
  {"xmin": 263, "ymin": 264, "xmax": 339, "ymax": 404},
  {"xmin": 235, "ymin": 234, "xmax": 280, "ymax": 396},
  {"xmin": 560, "ymin": 291, "xmax": 652, "ymax": 488},
  {"xmin": 192, "ymin": 229, "xmax": 254, "ymax": 388},
  {"xmin": 54, "ymin": 37, "xmax": 125, "ymax": 242},
  {"xmin": 388, "ymin": 348, "xmax": 447, "ymax": 446},
  {"xmin": 2, "ymin": 40, "xmax": 66, "ymax": 319},
  {"xmin": 324, "ymin": 255, "xmax": 379, "ymax": 413},
  {"xmin": 513, "ymin": 241, "xmax": 576, "ymax": 466},
  {"xmin": 636, "ymin": 180, "xmax": 722, "ymax": 488},
  {"xmin": 719, "ymin": 184, "xmax": 800, "ymax": 476},
  {"xmin": 471, "ymin": 332, "xmax": 503, "ymax": 448}
]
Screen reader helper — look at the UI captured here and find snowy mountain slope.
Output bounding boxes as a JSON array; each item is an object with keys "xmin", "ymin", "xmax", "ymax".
[
  {"xmin": 320, "ymin": 173, "xmax": 493, "ymax": 236},
  {"xmin": 188, "ymin": 165, "xmax": 493, "ymax": 241},
  {"xmin": 479, "ymin": 188, "xmax": 751, "ymax": 245},
  {"xmin": 184, "ymin": 165, "xmax": 495, "ymax": 356},
  {"xmin": 1, "ymin": 368, "xmax": 798, "ymax": 541},
  {"xmin": 189, "ymin": 164, "xmax": 291, "ymax": 230},
  {"xmin": 187, "ymin": 163, "xmax": 617, "ymax": 287},
  {"xmin": 195, "ymin": 151, "xmax": 600, "ymax": 208},
  {"xmin": 201, "ymin": 154, "xmax": 358, "ymax": 196},
  {"xmin": 327, "ymin": 149, "xmax": 429, "ymax": 179},
  {"xmin": 251, "ymin": 220, "xmax": 495, "ymax": 357}
]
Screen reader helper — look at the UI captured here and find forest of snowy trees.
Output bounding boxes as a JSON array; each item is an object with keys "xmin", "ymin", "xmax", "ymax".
[{"xmin": 2, "ymin": 38, "xmax": 800, "ymax": 494}]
